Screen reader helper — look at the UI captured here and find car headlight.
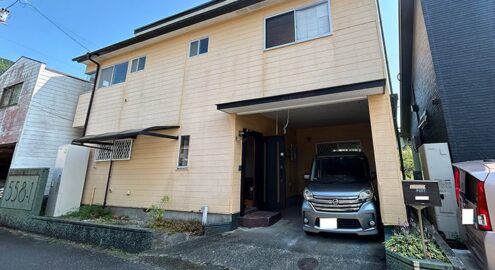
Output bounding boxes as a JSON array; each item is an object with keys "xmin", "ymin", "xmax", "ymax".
[
  {"xmin": 359, "ymin": 189, "xmax": 372, "ymax": 201},
  {"xmin": 303, "ymin": 188, "xmax": 314, "ymax": 201}
]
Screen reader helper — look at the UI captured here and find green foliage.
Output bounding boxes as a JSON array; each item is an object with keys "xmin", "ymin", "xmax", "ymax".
[
  {"xmin": 402, "ymin": 145, "xmax": 415, "ymax": 180},
  {"xmin": 0, "ymin": 58, "xmax": 14, "ymax": 75},
  {"xmin": 145, "ymin": 196, "xmax": 203, "ymax": 235},
  {"xmin": 147, "ymin": 196, "xmax": 170, "ymax": 222},
  {"xmin": 147, "ymin": 219, "xmax": 204, "ymax": 236},
  {"xmin": 63, "ymin": 205, "xmax": 113, "ymax": 220},
  {"xmin": 385, "ymin": 219, "xmax": 448, "ymax": 262}
]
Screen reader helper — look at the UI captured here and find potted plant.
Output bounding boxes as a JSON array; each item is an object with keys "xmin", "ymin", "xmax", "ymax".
[{"xmin": 385, "ymin": 219, "xmax": 453, "ymax": 270}]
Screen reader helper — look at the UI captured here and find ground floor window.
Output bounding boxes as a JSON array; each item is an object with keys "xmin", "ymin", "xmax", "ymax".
[
  {"xmin": 95, "ymin": 139, "xmax": 133, "ymax": 161},
  {"xmin": 177, "ymin": 135, "xmax": 190, "ymax": 168}
]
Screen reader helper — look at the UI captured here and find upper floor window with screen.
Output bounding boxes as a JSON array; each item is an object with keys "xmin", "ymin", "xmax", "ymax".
[
  {"xmin": 265, "ymin": 1, "xmax": 331, "ymax": 49},
  {"xmin": 130, "ymin": 56, "xmax": 146, "ymax": 73},
  {"xmin": 98, "ymin": 61, "xmax": 129, "ymax": 88},
  {"xmin": 189, "ymin": 37, "xmax": 209, "ymax": 57},
  {"xmin": 0, "ymin": 83, "xmax": 22, "ymax": 108}
]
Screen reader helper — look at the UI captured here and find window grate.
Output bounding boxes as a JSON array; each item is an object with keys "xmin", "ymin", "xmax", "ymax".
[
  {"xmin": 95, "ymin": 139, "xmax": 133, "ymax": 161},
  {"xmin": 316, "ymin": 141, "xmax": 361, "ymax": 155}
]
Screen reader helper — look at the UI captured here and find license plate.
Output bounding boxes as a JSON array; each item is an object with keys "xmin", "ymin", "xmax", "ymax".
[
  {"xmin": 320, "ymin": 218, "xmax": 337, "ymax": 229},
  {"xmin": 462, "ymin": 209, "xmax": 474, "ymax": 225}
]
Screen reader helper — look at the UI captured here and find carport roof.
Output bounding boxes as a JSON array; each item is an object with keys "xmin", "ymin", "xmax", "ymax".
[{"xmin": 216, "ymin": 79, "xmax": 385, "ymax": 115}]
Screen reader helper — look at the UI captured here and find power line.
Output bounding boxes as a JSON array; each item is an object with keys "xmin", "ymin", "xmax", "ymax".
[
  {"xmin": 29, "ymin": 100, "xmax": 74, "ymax": 122},
  {"xmin": 0, "ymin": 34, "xmax": 79, "ymax": 72},
  {"xmin": 23, "ymin": 1, "xmax": 91, "ymax": 52},
  {"xmin": 6, "ymin": 0, "xmax": 20, "ymax": 9}
]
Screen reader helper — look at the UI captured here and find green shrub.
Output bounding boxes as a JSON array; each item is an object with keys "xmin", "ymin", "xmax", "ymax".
[
  {"xmin": 147, "ymin": 219, "xmax": 204, "ymax": 236},
  {"xmin": 385, "ymin": 219, "xmax": 448, "ymax": 262},
  {"xmin": 146, "ymin": 196, "xmax": 169, "ymax": 222},
  {"xmin": 63, "ymin": 205, "xmax": 112, "ymax": 220}
]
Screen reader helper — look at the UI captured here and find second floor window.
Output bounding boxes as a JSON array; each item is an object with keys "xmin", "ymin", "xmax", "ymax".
[
  {"xmin": 131, "ymin": 56, "xmax": 146, "ymax": 73},
  {"xmin": 98, "ymin": 62, "xmax": 129, "ymax": 88},
  {"xmin": 0, "ymin": 83, "xmax": 22, "ymax": 107},
  {"xmin": 189, "ymin": 37, "xmax": 209, "ymax": 57},
  {"xmin": 265, "ymin": 1, "xmax": 331, "ymax": 49}
]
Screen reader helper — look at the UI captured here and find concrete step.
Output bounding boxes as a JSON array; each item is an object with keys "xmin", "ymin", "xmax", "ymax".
[{"xmin": 238, "ymin": 211, "xmax": 281, "ymax": 228}]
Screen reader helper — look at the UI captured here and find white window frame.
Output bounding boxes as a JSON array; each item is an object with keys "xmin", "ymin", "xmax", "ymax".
[
  {"xmin": 188, "ymin": 36, "xmax": 209, "ymax": 58},
  {"xmin": 177, "ymin": 135, "xmax": 190, "ymax": 168},
  {"xmin": 95, "ymin": 139, "xmax": 133, "ymax": 162},
  {"xmin": 263, "ymin": 0, "xmax": 332, "ymax": 51},
  {"xmin": 97, "ymin": 61, "xmax": 129, "ymax": 89},
  {"xmin": 315, "ymin": 140, "xmax": 362, "ymax": 155},
  {"xmin": 130, "ymin": 56, "xmax": 146, "ymax": 73}
]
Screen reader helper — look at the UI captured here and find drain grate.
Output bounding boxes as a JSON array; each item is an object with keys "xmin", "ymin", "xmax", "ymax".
[{"xmin": 297, "ymin": 257, "xmax": 319, "ymax": 270}]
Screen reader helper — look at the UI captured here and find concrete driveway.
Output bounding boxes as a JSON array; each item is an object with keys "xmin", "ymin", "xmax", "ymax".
[{"xmin": 144, "ymin": 207, "xmax": 386, "ymax": 270}]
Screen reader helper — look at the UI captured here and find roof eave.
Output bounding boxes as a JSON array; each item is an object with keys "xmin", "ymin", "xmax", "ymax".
[{"xmin": 73, "ymin": 0, "xmax": 266, "ymax": 63}]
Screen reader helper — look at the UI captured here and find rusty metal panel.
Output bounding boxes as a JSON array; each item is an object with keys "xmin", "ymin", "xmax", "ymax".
[{"xmin": 0, "ymin": 58, "xmax": 42, "ymax": 145}]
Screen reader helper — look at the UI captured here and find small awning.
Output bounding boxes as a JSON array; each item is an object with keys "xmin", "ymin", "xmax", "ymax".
[
  {"xmin": 72, "ymin": 126, "xmax": 180, "ymax": 145},
  {"xmin": 216, "ymin": 79, "xmax": 385, "ymax": 115}
]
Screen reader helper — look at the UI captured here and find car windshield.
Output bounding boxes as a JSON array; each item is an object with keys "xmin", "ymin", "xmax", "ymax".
[{"xmin": 311, "ymin": 156, "xmax": 369, "ymax": 183}]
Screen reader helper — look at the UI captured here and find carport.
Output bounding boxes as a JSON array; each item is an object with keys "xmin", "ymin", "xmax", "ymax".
[{"xmin": 217, "ymin": 80, "xmax": 406, "ymax": 229}]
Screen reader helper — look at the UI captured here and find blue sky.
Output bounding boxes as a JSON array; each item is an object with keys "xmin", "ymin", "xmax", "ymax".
[{"xmin": 0, "ymin": 0, "xmax": 399, "ymax": 93}]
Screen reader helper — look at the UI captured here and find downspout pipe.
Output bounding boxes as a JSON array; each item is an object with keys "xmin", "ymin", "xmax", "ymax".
[
  {"xmin": 376, "ymin": 0, "xmax": 406, "ymax": 179},
  {"xmin": 83, "ymin": 53, "xmax": 100, "ymax": 137}
]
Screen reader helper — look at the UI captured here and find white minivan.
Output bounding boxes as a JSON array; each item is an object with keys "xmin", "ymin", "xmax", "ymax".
[{"xmin": 453, "ymin": 160, "xmax": 495, "ymax": 270}]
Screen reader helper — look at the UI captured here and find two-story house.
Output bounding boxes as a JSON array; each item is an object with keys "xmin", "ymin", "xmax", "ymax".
[
  {"xmin": 0, "ymin": 57, "xmax": 91, "ymax": 193},
  {"xmin": 72, "ymin": 0, "xmax": 406, "ymax": 230},
  {"xmin": 400, "ymin": 0, "xmax": 495, "ymax": 174}
]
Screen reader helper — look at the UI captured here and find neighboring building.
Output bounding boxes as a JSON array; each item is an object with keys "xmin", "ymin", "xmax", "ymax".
[
  {"xmin": 0, "ymin": 57, "xmax": 91, "ymax": 192},
  {"xmin": 72, "ymin": 0, "xmax": 406, "ymax": 228},
  {"xmin": 399, "ymin": 0, "xmax": 495, "ymax": 170}
]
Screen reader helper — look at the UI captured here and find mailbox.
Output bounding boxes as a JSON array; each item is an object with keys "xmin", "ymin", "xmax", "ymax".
[{"xmin": 402, "ymin": 180, "xmax": 442, "ymax": 207}]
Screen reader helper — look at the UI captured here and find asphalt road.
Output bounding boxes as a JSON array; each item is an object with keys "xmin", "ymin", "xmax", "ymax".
[{"xmin": 0, "ymin": 228, "xmax": 160, "ymax": 270}]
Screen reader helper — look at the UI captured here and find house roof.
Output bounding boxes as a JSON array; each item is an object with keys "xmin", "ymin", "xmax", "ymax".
[
  {"xmin": 399, "ymin": 0, "xmax": 414, "ymax": 137},
  {"xmin": 0, "ymin": 56, "xmax": 88, "ymax": 82},
  {"xmin": 73, "ymin": 0, "xmax": 266, "ymax": 63},
  {"xmin": 133, "ymin": 0, "xmax": 227, "ymax": 34}
]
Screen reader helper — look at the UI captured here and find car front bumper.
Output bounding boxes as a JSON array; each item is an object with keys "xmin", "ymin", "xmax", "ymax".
[{"xmin": 302, "ymin": 200, "xmax": 379, "ymax": 236}]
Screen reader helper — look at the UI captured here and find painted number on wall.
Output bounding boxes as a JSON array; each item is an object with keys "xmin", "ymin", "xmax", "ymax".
[{"xmin": 0, "ymin": 175, "xmax": 39, "ymax": 211}]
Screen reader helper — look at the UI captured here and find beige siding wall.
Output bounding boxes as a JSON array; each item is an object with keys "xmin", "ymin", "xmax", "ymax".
[
  {"xmin": 77, "ymin": 0, "xmax": 384, "ymax": 136},
  {"xmin": 368, "ymin": 93, "xmax": 407, "ymax": 225},
  {"xmin": 82, "ymin": 127, "xmax": 237, "ymax": 213},
  {"xmin": 79, "ymin": 0, "xmax": 391, "ymax": 216}
]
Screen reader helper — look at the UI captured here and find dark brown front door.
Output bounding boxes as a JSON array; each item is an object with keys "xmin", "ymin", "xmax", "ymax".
[{"xmin": 263, "ymin": 136, "xmax": 286, "ymax": 211}]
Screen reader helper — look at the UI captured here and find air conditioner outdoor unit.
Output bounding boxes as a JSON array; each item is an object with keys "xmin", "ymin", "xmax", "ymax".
[
  {"xmin": 45, "ymin": 144, "xmax": 90, "ymax": 217},
  {"xmin": 419, "ymin": 143, "xmax": 459, "ymax": 240}
]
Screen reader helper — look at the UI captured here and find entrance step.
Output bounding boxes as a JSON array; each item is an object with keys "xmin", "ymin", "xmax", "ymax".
[
  {"xmin": 244, "ymin": 207, "xmax": 258, "ymax": 215},
  {"xmin": 238, "ymin": 211, "xmax": 281, "ymax": 228}
]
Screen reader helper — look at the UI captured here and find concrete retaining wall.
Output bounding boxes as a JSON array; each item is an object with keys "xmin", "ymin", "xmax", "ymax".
[{"xmin": 0, "ymin": 210, "xmax": 153, "ymax": 253}]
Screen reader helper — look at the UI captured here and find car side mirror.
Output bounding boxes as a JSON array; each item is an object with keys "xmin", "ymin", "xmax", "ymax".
[
  {"xmin": 304, "ymin": 173, "xmax": 310, "ymax": 183},
  {"xmin": 371, "ymin": 172, "xmax": 377, "ymax": 180}
]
